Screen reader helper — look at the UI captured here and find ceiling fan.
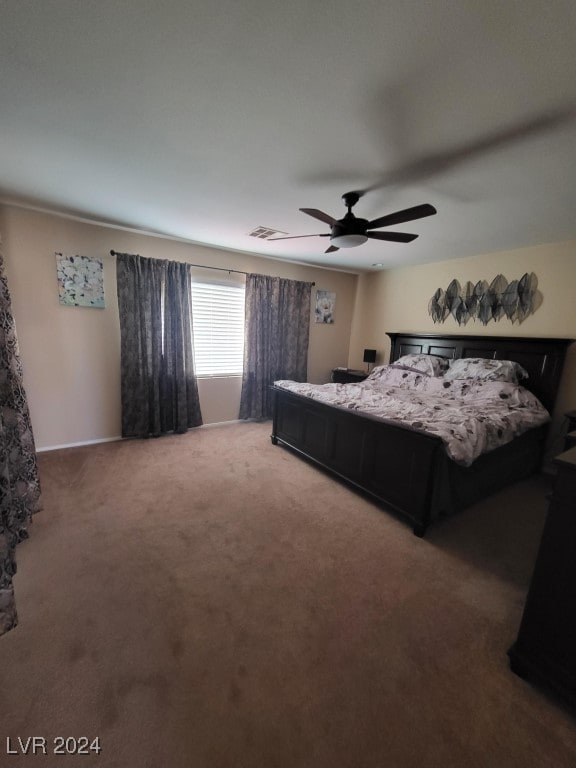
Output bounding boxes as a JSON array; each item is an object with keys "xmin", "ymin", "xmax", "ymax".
[{"xmin": 268, "ymin": 192, "xmax": 436, "ymax": 253}]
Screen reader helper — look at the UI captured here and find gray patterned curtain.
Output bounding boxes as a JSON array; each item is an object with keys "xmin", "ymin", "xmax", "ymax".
[
  {"xmin": 0, "ymin": 247, "xmax": 42, "ymax": 636},
  {"xmin": 116, "ymin": 253, "xmax": 202, "ymax": 437},
  {"xmin": 239, "ymin": 274, "xmax": 312, "ymax": 419}
]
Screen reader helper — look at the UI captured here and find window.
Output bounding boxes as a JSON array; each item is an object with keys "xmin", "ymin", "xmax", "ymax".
[{"xmin": 191, "ymin": 282, "xmax": 245, "ymax": 376}]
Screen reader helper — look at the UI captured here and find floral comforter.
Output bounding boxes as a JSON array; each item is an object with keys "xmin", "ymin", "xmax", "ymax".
[{"xmin": 274, "ymin": 366, "xmax": 550, "ymax": 466}]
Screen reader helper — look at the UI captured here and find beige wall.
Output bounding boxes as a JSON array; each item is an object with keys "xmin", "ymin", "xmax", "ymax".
[
  {"xmin": 4, "ymin": 200, "xmax": 573, "ymax": 457},
  {"xmin": 1, "ymin": 205, "xmax": 357, "ymax": 450},
  {"xmin": 349, "ymin": 240, "xmax": 576, "ymax": 455}
]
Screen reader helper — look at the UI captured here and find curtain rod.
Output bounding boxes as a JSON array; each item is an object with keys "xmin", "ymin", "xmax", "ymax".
[{"xmin": 109, "ymin": 250, "xmax": 315, "ymax": 285}]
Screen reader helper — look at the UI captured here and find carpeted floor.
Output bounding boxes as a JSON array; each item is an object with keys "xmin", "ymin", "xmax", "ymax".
[{"xmin": 2, "ymin": 421, "xmax": 575, "ymax": 767}]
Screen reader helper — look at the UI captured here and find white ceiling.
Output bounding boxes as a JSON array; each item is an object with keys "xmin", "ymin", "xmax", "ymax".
[{"xmin": 2, "ymin": 0, "xmax": 576, "ymax": 273}]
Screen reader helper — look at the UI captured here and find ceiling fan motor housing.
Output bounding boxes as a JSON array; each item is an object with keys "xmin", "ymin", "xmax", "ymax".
[{"xmin": 331, "ymin": 212, "xmax": 369, "ymax": 238}]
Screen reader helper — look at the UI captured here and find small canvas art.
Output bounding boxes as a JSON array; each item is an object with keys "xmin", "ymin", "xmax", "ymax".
[
  {"xmin": 315, "ymin": 290, "xmax": 336, "ymax": 324},
  {"xmin": 56, "ymin": 253, "xmax": 105, "ymax": 308}
]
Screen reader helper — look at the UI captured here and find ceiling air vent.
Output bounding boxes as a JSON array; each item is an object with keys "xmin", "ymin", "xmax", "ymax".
[{"xmin": 249, "ymin": 226, "xmax": 287, "ymax": 239}]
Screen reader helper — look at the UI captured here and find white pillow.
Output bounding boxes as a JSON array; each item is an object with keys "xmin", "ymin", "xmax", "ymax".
[
  {"xmin": 443, "ymin": 357, "xmax": 529, "ymax": 383},
  {"xmin": 392, "ymin": 353, "xmax": 450, "ymax": 377}
]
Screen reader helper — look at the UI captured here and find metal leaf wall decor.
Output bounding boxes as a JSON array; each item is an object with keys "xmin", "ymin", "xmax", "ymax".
[{"xmin": 428, "ymin": 273, "xmax": 542, "ymax": 326}]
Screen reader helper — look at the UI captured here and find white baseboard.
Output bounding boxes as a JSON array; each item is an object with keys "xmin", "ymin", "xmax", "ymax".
[
  {"xmin": 35, "ymin": 421, "xmax": 247, "ymax": 453},
  {"xmin": 200, "ymin": 419, "xmax": 244, "ymax": 428},
  {"xmin": 36, "ymin": 436, "xmax": 123, "ymax": 453}
]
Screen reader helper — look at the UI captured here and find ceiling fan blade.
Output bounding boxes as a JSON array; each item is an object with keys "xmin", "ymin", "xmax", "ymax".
[
  {"xmin": 300, "ymin": 208, "xmax": 337, "ymax": 226},
  {"xmin": 268, "ymin": 233, "xmax": 330, "ymax": 241},
  {"xmin": 354, "ymin": 105, "xmax": 576, "ymax": 195},
  {"xmin": 368, "ymin": 203, "xmax": 436, "ymax": 229},
  {"xmin": 366, "ymin": 231, "xmax": 418, "ymax": 243},
  {"xmin": 325, "ymin": 245, "xmax": 339, "ymax": 253}
]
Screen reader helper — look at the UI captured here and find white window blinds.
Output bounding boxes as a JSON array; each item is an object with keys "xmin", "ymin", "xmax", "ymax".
[{"xmin": 191, "ymin": 282, "xmax": 245, "ymax": 376}]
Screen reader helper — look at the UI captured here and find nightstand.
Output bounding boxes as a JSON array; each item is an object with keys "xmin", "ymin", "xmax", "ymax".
[{"xmin": 331, "ymin": 368, "xmax": 368, "ymax": 384}]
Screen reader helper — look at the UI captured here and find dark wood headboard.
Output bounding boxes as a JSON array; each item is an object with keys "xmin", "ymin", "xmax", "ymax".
[{"xmin": 387, "ymin": 332, "xmax": 573, "ymax": 414}]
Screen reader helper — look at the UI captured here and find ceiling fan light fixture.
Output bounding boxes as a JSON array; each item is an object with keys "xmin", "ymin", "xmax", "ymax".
[{"xmin": 330, "ymin": 233, "xmax": 368, "ymax": 248}]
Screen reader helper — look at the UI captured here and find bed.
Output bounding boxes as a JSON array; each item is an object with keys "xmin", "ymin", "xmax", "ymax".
[{"xmin": 270, "ymin": 333, "xmax": 572, "ymax": 536}]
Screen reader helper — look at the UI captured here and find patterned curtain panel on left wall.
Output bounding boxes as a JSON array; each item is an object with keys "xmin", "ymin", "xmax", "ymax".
[
  {"xmin": 0, "ymin": 245, "xmax": 42, "ymax": 636},
  {"xmin": 116, "ymin": 252, "xmax": 203, "ymax": 437}
]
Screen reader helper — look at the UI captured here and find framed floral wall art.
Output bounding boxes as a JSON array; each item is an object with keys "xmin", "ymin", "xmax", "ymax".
[
  {"xmin": 56, "ymin": 253, "xmax": 105, "ymax": 308},
  {"xmin": 315, "ymin": 290, "xmax": 336, "ymax": 324}
]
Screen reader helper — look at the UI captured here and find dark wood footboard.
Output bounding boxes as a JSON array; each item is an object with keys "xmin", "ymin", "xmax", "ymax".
[
  {"xmin": 271, "ymin": 386, "xmax": 443, "ymax": 535},
  {"xmin": 271, "ymin": 386, "xmax": 549, "ymax": 536}
]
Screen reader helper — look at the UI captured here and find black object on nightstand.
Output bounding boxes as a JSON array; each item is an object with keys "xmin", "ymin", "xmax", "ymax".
[
  {"xmin": 508, "ymin": 446, "xmax": 576, "ymax": 707},
  {"xmin": 331, "ymin": 368, "xmax": 368, "ymax": 384}
]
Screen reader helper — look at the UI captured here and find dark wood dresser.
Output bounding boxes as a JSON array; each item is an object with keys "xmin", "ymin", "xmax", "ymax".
[{"xmin": 508, "ymin": 446, "xmax": 576, "ymax": 706}]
